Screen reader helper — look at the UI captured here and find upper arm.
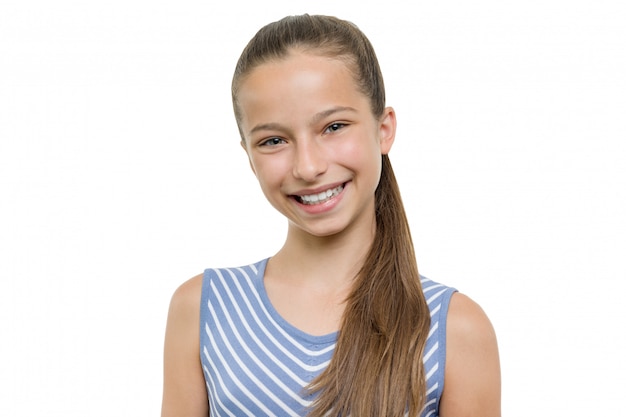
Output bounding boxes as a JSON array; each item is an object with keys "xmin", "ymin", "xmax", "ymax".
[
  {"xmin": 161, "ymin": 274, "xmax": 209, "ymax": 417},
  {"xmin": 439, "ymin": 292, "xmax": 501, "ymax": 417}
]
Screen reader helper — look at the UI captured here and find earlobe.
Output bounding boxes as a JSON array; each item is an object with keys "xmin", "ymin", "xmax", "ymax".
[{"xmin": 379, "ymin": 107, "xmax": 397, "ymax": 155}]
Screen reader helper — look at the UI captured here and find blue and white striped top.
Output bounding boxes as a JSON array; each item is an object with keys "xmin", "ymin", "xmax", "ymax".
[{"xmin": 200, "ymin": 258, "xmax": 456, "ymax": 417}]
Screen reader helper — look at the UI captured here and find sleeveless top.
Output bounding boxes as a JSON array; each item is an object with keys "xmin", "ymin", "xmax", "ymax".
[{"xmin": 200, "ymin": 258, "xmax": 457, "ymax": 417}]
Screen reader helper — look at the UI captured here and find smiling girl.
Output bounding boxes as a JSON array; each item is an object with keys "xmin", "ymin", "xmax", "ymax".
[{"xmin": 161, "ymin": 14, "xmax": 500, "ymax": 417}]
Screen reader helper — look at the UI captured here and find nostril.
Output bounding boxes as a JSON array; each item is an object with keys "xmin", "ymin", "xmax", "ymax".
[{"xmin": 293, "ymin": 146, "xmax": 328, "ymax": 180}]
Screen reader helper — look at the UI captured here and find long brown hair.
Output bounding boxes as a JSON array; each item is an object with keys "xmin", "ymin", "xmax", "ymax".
[{"xmin": 231, "ymin": 14, "xmax": 430, "ymax": 417}]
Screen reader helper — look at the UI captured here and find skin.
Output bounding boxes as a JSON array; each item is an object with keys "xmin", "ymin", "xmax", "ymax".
[
  {"xmin": 441, "ymin": 294, "xmax": 501, "ymax": 416},
  {"xmin": 161, "ymin": 50, "xmax": 501, "ymax": 416},
  {"xmin": 161, "ymin": 276, "xmax": 208, "ymax": 417},
  {"xmin": 237, "ymin": 51, "xmax": 396, "ymax": 336}
]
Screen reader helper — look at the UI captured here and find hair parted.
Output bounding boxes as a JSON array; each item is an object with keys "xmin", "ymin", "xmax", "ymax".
[{"xmin": 231, "ymin": 14, "xmax": 431, "ymax": 417}]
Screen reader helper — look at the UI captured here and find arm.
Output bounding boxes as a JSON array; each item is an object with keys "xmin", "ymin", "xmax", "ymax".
[
  {"xmin": 161, "ymin": 274, "xmax": 209, "ymax": 417},
  {"xmin": 439, "ymin": 293, "xmax": 501, "ymax": 417}
]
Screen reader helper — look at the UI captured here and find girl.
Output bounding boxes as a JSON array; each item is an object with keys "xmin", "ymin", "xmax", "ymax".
[{"xmin": 161, "ymin": 14, "xmax": 500, "ymax": 417}]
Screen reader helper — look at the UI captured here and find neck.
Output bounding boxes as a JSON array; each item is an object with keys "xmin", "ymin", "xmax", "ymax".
[{"xmin": 270, "ymin": 218, "xmax": 376, "ymax": 289}]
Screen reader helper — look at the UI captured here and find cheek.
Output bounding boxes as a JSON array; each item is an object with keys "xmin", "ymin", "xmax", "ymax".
[
  {"xmin": 251, "ymin": 156, "xmax": 289, "ymax": 189},
  {"xmin": 336, "ymin": 134, "xmax": 382, "ymax": 170}
]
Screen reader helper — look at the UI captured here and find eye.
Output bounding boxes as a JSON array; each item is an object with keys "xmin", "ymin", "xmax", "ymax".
[
  {"xmin": 325, "ymin": 123, "xmax": 346, "ymax": 133},
  {"xmin": 259, "ymin": 137, "xmax": 286, "ymax": 146}
]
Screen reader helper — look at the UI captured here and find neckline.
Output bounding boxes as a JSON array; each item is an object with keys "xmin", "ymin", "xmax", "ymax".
[{"xmin": 255, "ymin": 257, "xmax": 339, "ymax": 345}]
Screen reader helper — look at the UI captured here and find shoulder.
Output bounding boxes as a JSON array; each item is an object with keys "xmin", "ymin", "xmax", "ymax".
[
  {"xmin": 163, "ymin": 273, "xmax": 204, "ymax": 372},
  {"xmin": 168, "ymin": 273, "xmax": 204, "ymax": 319},
  {"xmin": 439, "ymin": 292, "xmax": 501, "ymax": 417},
  {"xmin": 446, "ymin": 293, "xmax": 497, "ymax": 344},
  {"xmin": 161, "ymin": 273, "xmax": 209, "ymax": 417},
  {"xmin": 164, "ymin": 273, "xmax": 205, "ymax": 353},
  {"xmin": 421, "ymin": 277, "xmax": 456, "ymax": 305}
]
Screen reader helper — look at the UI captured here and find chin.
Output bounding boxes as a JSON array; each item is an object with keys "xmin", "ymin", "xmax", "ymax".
[{"xmin": 290, "ymin": 219, "xmax": 354, "ymax": 239}]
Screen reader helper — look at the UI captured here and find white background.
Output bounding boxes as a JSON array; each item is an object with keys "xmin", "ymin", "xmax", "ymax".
[{"xmin": 1, "ymin": 0, "xmax": 624, "ymax": 415}]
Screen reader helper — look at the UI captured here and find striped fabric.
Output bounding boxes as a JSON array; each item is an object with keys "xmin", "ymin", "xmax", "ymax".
[{"xmin": 200, "ymin": 258, "xmax": 456, "ymax": 417}]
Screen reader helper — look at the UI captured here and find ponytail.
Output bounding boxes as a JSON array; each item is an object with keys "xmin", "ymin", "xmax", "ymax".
[{"xmin": 307, "ymin": 155, "xmax": 430, "ymax": 417}]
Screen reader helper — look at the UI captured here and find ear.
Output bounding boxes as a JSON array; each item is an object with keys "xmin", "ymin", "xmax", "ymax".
[
  {"xmin": 240, "ymin": 140, "xmax": 257, "ymax": 176},
  {"xmin": 378, "ymin": 107, "xmax": 396, "ymax": 155}
]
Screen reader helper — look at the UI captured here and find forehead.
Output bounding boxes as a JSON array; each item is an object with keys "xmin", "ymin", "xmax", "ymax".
[
  {"xmin": 236, "ymin": 52, "xmax": 368, "ymax": 123},
  {"xmin": 243, "ymin": 50, "xmax": 356, "ymax": 88}
]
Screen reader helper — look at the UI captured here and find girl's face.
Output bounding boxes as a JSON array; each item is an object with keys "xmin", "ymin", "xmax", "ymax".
[{"xmin": 238, "ymin": 51, "xmax": 396, "ymax": 239}]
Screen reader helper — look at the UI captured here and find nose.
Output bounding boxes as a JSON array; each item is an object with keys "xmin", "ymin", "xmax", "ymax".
[{"xmin": 292, "ymin": 139, "xmax": 328, "ymax": 182}]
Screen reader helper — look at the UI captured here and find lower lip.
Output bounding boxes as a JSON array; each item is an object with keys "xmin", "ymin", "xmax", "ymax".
[{"xmin": 293, "ymin": 183, "xmax": 347, "ymax": 214}]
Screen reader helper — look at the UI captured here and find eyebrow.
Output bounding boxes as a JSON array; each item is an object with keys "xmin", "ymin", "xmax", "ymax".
[{"xmin": 247, "ymin": 106, "xmax": 357, "ymax": 136}]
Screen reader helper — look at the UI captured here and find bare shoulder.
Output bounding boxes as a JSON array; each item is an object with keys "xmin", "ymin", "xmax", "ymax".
[
  {"xmin": 440, "ymin": 292, "xmax": 501, "ymax": 417},
  {"xmin": 168, "ymin": 273, "xmax": 204, "ymax": 318},
  {"xmin": 446, "ymin": 293, "xmax": 498, "ymax": 348},
  {"xmin": 161, "ymin": 273, "xmax": 209, "ymax": 417}
]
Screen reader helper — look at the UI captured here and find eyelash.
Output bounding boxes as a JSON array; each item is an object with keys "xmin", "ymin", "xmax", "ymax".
[
  {"xmin": 259, "ymin": 137, "xmax": 286, "ymax": 147},
  {"xmin": 258, "ymin": 122, "xmax": 347, "ymax": 146},
  {"xmin": 325, "ymin": 122, "xmax": 346, "ymax": 133}
]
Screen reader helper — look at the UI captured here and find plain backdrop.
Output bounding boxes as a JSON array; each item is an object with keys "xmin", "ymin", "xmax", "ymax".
[{"xmin": 1, "ymin": 0, "xmax": 624, "ymax": 415}]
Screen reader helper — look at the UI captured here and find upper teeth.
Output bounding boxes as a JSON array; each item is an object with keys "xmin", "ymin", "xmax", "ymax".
[{"xmin": 299, "ymin": 184, "xmax": 344, "ymax": 205}]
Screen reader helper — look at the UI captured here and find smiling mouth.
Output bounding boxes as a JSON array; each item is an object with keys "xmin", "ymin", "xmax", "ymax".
[{"xmin": 294, "ymin": 184, "xmax": 345, "ymax": 205}]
